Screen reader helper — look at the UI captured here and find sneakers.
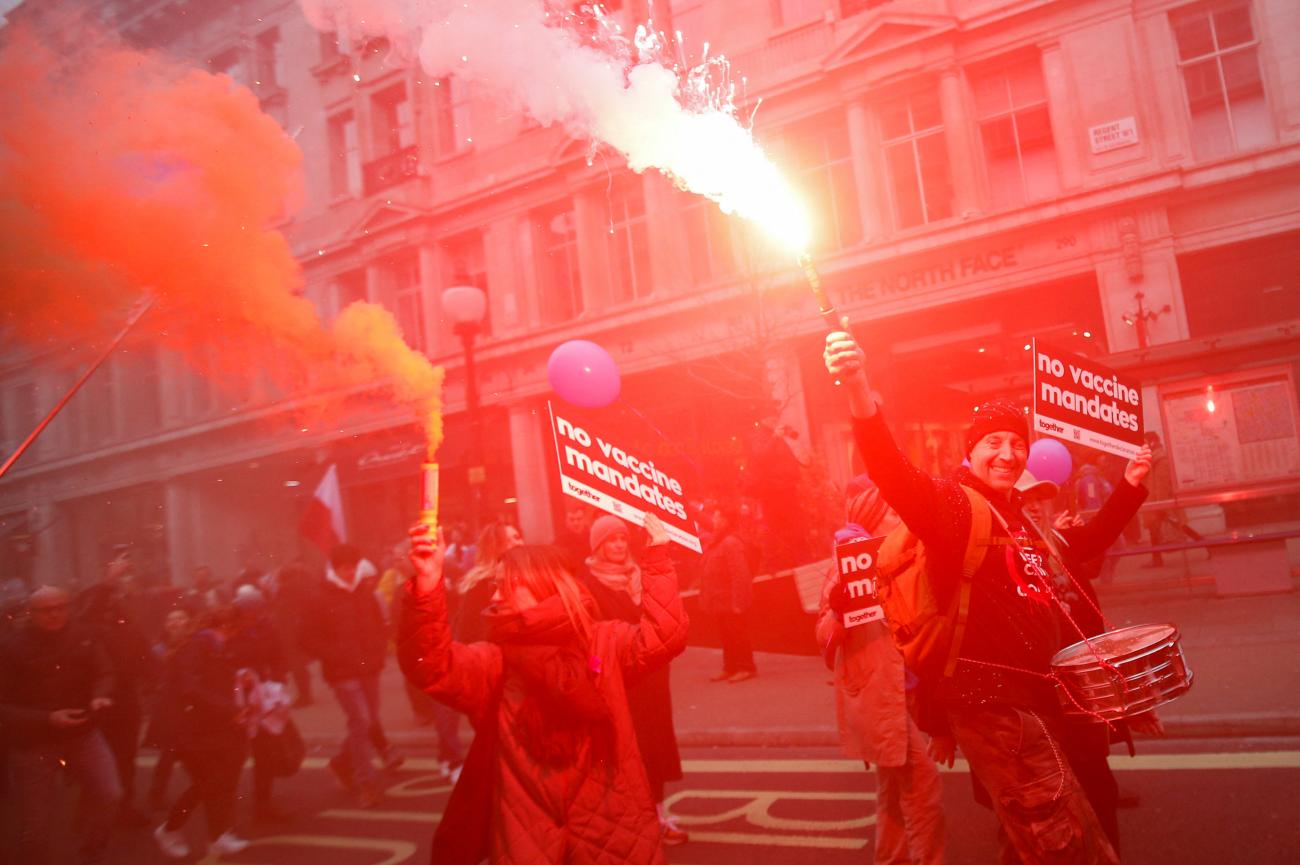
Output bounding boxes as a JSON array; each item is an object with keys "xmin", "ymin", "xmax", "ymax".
[
  {"xmin": 153, "ymin": 824, "xmax": 189, "ymax": 859},
  {"xmin": 660, "ymin": 816, "xmax": 690, "ymax": 846},
  {"xmin": 708, "ymin": 671, "xmax": 733, "ymax": 682},
  {"xmin": 727, "ymin": 670, "xmax": 757, "ymax": 683},
  {"xmin": 328, "ymin": 755, "xmax": 357, "ymax": 792},
  {"xmin": 211, "ymin": 831, "xmax": 250, "ymax": 855},
  {"xmin": 439, "ymin": 760, "xmax": 464, "ymax": 785}
]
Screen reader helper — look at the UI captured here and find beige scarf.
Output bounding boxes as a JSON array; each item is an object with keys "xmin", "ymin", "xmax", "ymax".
[{"xmin": 584, "ymin": 554, "xmax": 643, "ymax": 606}]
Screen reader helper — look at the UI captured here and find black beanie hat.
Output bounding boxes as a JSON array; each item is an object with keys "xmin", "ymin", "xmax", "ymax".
[{"xmin": 965, "ymin": 400, "xmax": 1029, "ymax": 455}]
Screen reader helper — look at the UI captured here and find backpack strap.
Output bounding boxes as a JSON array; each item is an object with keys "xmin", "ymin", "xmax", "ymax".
[{"xmin": 941, "ymin": 485, "xmax": 993, "ymax": 679}]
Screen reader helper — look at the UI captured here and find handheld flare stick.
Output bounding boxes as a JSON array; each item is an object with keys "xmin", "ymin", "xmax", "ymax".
[
  {"xmin": 419, "ymin": 460, "xmax": 440, "ymax": 535},
  {"xmin": 797, "ymin": 252, "xmax": 846, "ymax": 332}
]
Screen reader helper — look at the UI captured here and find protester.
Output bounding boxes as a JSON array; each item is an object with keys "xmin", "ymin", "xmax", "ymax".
[
  {"xmin": 1141, "ymin": 431, "xmax": 1202, "ymax": 566},
  {"xmin": 700, "ymin": 504, "xmax": 757, "ymax": 682},
  {"xmin": 301, "ymin": 543, "xmax": 402, "ymax": 807},
  {"xmin": 270, "ymin": 560, "xmax": 317, "ymax": 706},
  {"xmin": 456, "ymin": 521, "xmax": 524, "ymax": 643},
  {"xmin": 0, "ymin": 586, "xmax": 122, "ymax": 865},
  {"xmin": 824, "ymin": 326, "xmax": 1119, "ymax": 865},
  {"xmin": 816, "ymin": 481, "xmax": 945, "ymax": 865},
  {"xmin": 229, "ymin": 585, "xmax": 295, "ymax": 823},
  {"xmin": 583, "ymin": 514, "xmax": 688, "ymax": 846},
  {"xmin": 145, "ymin": 608, "xmax": 194, "ymax": 811},
  {"xmin": 1016, "ymin": 463, "xmax": 1163, "ymax": 855},
  {"xmin": 399, "ymin": 514, "xmax": 689, "ymax": 865},
  {"xmin": 152, "ymin": 605, "xmax": 250, "ymax": 858},
  {"xmin": 76, "ymin": 545, "xmax": 153, "ymax": 827},
  {"xmin": 555, "ymin": 500, "xmax": 593, "ymax": 573},
  {"xmin": 443, "ymin": 523, "xmax": 476, "ymax": 585},
  {"xmin": 186, "ymin": 564, "xmax": 228, "ymax": 612}
]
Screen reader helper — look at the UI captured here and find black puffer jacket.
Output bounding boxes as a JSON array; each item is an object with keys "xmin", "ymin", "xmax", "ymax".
[{"xmin": 300, "ymin": 575, "xmax": 388, "ymax": 683}]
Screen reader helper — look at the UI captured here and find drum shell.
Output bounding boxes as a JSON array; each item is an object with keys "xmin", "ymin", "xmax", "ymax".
[{"xmin": 1051, "ymin": 624, "xmax": 1193, "ymax": 721}]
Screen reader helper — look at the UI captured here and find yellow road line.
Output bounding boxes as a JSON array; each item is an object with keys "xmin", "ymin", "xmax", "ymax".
[
  {"xmin": 681, "ymin": 751, "xmax": 1300, "ymax": 774},
  {"xmin": 683, "ymin": 830, "xmax": 867, "ymax": 850},
  {"xmin": 320, "ymin": 808, "xmax": 441, "ymax": 823}
]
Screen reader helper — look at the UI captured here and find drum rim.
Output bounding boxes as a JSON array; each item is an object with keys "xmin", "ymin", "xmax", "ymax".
[{"xmin": 1051, "ymin": 622, "xmax": 1181, "ymax": 668}]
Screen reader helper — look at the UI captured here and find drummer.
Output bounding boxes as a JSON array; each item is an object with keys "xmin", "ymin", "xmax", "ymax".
[
  {"xmin": 1016, "ymin": 459, "xmax": 1163, "ymax": 856},
  {"xmin": 824, "ymin": 325, "xmax": 1118, "ymax": 865}
]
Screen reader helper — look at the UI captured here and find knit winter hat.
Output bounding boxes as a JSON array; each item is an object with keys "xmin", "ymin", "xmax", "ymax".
[
  {"xmin": 834, "ymin": 523, "xmax": 871, "ymax": 544},
  {"xmin": 964, "ymin": 400, "xmax": 1029, "ymax": 455},
  {"xmin": 846, "ymin": 484, "xmax": 892, "ymax": 536},
  {"xmin": 589, "ymin": 515, "xmax": 630, "ymax": 554}
]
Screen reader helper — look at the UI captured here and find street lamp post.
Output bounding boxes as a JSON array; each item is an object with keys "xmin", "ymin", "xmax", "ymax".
[{"xmin": 441, "ymin": 285, "xmax": 489, "ymax": 532}]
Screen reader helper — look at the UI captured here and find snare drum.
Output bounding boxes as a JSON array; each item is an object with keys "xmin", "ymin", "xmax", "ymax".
[{"xmin": 1050, "ymin": 623, "xmax": 1193, "ymax": 721}]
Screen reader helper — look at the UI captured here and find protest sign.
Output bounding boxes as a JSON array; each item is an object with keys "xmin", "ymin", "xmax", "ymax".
[
  {"xmin": 547, "ymin": 401, "xmax": 701, "ymax": 552},
  {"xmin": 834, "ymin": 536, "xmax": 885, "ymax": 629},
  {"xmin": 1032, "ymin": 338, "xmax": 1144, "ymax": 458}
]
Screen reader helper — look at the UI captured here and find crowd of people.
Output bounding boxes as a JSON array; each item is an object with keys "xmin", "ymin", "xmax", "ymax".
[{"xmin": 0, "ymin": 326, "xmax": 1176, "ymax": 865}]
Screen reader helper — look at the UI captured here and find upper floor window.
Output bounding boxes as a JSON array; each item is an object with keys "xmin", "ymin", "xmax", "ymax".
[
  {"xmin": 787, "ymin": 112, "xmax": 861, "ymax": 251},
  {"xmin": 382, "ymin": 253, "xmax": 426, "ymax": 350},
  {"xmin": 254, "ymin": 27, "xmax": 285, "ymax": 90},
  {"xmin": 371, "ymin": 84, "xmax": 415, "ymax": 157},
  {"xmin": 441, "ymin": 231, "xmax": 490, "ymax": 333},
  {"xmin": 1171, "ymin": 2, "xmax": 1272, "ymax": 160},
  {"xmin": 972, "ymin": 57, "xmax": 1058, "ymax": 210},
  {"xmin": 210, "ymin": 48, "xmax": 245, "ymax": 86},
  {"xmin": 605, "ymin": 175, "xmax": 653, "ymax": 304},
  {"xmin": 681, "ymin": 194, "xmax": 736, "ymax": 284},
  {"xmin": 334, "ymin": 268, "xmax": 368, "ymax": 318},
  {"xmin": 879, "ymin": 90, "xmax": 953, "ymax": 229},
  {"xmin": 434, "ymin": 77, "xmax": 473, "ymax": 156},
  {"xmin": 327, "ymin": 111, "xmax": 362, "ymax": 199},
  {"xmin": 533, "ymin": 202, "xmax": 583, "ymax": 324},
  {"xmin": 773, "ymin": 0, "xmax": 823, "ymax": 28}
]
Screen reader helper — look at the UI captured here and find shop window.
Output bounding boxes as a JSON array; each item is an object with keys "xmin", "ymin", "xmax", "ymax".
[
  {"xmin": 1171, "ymin": 2, "xmax": 1272, "ymax": 160},
  {"xmin": 327, "ymin": 111, "xmax": 362, "ymax": 198},
  {"xmin": 787, "ymin": 112, "xmax": 861, "ymax": 251},
  {"xmin": 605, "ymin": 175, "xmax": 653, "ymax": 304},
  {"xmin": 534, "ymin": 201, "xmax": 583, "ymax": 324},
  {"xmin": 434, "ymin": 76, "xmax": 473, "ymax": 156},
  {"xmin": 880, "ymin": 91, "xmax": 953, "ymax": 229},
  {"xmin": 972, "ymin": 56, "xmax": 1059, "ymax": 209}
]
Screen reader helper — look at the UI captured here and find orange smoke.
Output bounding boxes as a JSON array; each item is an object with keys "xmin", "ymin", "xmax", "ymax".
[{"xmin": 0, "ymin": 23, "xmax": 443, "ymax": 452}]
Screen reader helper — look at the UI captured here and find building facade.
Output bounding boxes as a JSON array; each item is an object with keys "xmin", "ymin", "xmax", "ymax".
[{"xmin": 2, "ymin": 0, "xmax": 1298, "ymax": 587}]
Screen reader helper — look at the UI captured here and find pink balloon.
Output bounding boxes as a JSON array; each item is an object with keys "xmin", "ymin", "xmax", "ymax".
[
  {"xmin": 547, "ymin": 340, "xmax": 621, "ymax": 408},
  {"xmin": 1027, "ymin": 438, "xmax": 1073, "ymax": 486}
]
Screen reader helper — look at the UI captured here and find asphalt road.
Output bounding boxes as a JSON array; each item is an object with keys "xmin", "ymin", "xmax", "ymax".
[{"xmin": 29, "ymin": 738, "xmax": 1300, "ymax": 865}]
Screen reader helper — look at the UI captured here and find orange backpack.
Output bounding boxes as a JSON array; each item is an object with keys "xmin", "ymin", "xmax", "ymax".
[{"xmin": 874, "ymin": 486, "xmax": 993, "ymax": 680}]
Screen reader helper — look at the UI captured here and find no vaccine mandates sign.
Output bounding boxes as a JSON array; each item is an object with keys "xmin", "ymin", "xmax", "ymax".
[{"xmin": 1032, "ymin": 338, "xmax": 1144, "ymax": 458}]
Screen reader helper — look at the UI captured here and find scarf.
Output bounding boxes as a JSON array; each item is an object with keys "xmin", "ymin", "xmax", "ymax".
[{"xmin": 583, "ymin": 554, "xmax": 643, "ymax": 606}]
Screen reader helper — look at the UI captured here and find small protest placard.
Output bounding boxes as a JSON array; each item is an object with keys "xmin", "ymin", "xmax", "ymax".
[
  {"xmin": 1032, "ymin": 338, "xmax": 1144, "ymax": 458},
  {"xmin": 548, "ymin": 401, "xmax": 701, "ymax": 553},
  {"xmin": 834, "ymin": 536, "xmax": 885, "ymax": 629}
]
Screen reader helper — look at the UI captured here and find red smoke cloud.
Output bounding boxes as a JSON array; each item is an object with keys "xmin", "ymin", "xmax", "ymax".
[{"xmin": 0, "ymin": 23, "xmax": 443, "ymax": 448}]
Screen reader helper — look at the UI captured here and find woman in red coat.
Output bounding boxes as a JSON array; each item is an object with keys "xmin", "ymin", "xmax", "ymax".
[{"xmin": 400, "ymin": 513, "xmax": 689, "ymax": 865}]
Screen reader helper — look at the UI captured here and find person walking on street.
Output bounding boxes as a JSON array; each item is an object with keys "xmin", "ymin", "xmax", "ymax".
[
  {"xmin": 583, "ymin": 515, "xmax": 688, "ymax": 846},
  {"xmin": 144, "ymin": 608, "xmax": 194, "ymax": 811},
  {"xmin": 152, "ymin": 605, "xmax": 251, "ymax": 859},
  {"xmin": 399, "ymin": 514, "xmax": 689, "ymax": 865},
  {"xmin": 1140, "ymin": 432, "xmax": 1202, "ymax": 567},
  {"xmin": 700, "ymin": 505, "xmax": 757, "ymax": 683},
  {"xmin": 824, "ymin": 325, "xmax": 1119, "ymax": 865},
  {"xmin": 0, "ymin": 586, "xmax": 123, "ymax": 865},
  {"xmin": 301, "ymin": 543, "xmax": 402, "ymax": 807},
  {"xmin": 817, "ymin": 482, "xmax": 946, "ymax": 865}
]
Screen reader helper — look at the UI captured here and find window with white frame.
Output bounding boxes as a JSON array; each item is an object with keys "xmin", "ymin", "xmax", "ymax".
[
  {"xmin": 787, "ymin": 112, "xmax": 862, "ymax": 251},
  {"xmin": 880, "ymin": 90, "xmax": 954, "ymax": 229},
  {"xmin": 680, "ymin": 193, "xmax": 736, "ymax": 284},
  {"xmin": 441, "ymin": 231, "xmax": 490, "ymax": 333},
  {"xmin": 972, "ymin": 56, "xmax": 1059, "ymax": 210},
  {"xmin": 1171, "ymin": 2, "xmax": 1272, "ymax": 160},
  {"xmin": 534, "ymin": 201, "xmax": 583, "ymax": 324},
  {"xmin": 605, "ymin": 175, "xmax": 653, "ymax": 304},
  {"xmin": 372, "ymin": 84, "xmax": 415, "ymax": 156},
  {"xmin": 327, "ymin": 111, "xmax": 362, "ymax": 198},
  {"xmin": 254, "ymin": 27, "xmax": 285, "ymax": 90},
  {"xmin": 434, "ymin": 77, "xmax": 473, "ymax": 156},
  {"xmin": 334, "ymin": 268, "xmax": 368, "ymax": 318},
  {"xmin": 210, "ymin": 48, "xmax": 245, "ymax": 85},
  {"xmin": 384, "ymin": 252, "xmax": 426, "ymax": 351}
]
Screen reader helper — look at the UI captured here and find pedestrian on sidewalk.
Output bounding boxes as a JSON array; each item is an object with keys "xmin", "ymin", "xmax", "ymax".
[
  {"xmin": 152, "ymin": 605, "xmax": 251, "ymax": 859},
  {"xmin": 817, "ymin": 482, "xmax": 945, "ymax": 865},
  {"xmin": 301, "ymin": 543, "xmax": 403, "ymax": 807},
  {"xmin": 700, "ymin": 504, "xmax": 757, "ymax": 683},
  {"xmin": 399, "ymin": 514, "xmax": 689, "ymax": 865},
  {"xmin": 0, "ymin": 586, "xmax": 122, "ymax": 865},
  {"xmin": 1016, "ymin": 464, "xmax": 1163, "ymax": 855},
  {"xmin": 583, "ymin": 514, "xmax": 688, "ymax": 846},
  {"xmin": 824, "ymin": 326, "xmax": 1118, "ymax": 865}
]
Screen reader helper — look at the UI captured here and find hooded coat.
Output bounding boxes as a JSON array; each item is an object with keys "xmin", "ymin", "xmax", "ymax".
[{"xmin": 398, "ymin": 544, "xmax": 689, "ymax": 865}]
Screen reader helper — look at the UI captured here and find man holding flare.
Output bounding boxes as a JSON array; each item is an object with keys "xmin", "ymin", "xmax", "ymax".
[{"xmin": 823, "ymin": 322, "xmax": 1122, "ymax": 865}]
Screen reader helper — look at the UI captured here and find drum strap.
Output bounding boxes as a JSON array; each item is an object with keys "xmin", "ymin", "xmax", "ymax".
[{"xmin": 941, "ymin": 486, "xmax": 993, "ymax": 679}]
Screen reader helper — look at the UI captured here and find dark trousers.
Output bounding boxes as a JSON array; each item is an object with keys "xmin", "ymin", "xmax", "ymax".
[
  {"xmin": 148, "ymin": 749, "xmax": 179, "ymax": 805},
  {"xmin": 164, "ymin": 742, "xmax": 246, "ymax": 840},
  {"xmin": 99, "ymin": 706, "xmax": 142, "ymax": 804},
  {"xmin": 716, "ymin": 610, "xmax": 756, "ymax": 674},
  {"xmin": 9, "ymin": 731, "xmax": 123, "ymax": 865},
  {"xmin": 949, "ymin": 704, "xmax": 1117, "ymax": 865},
  {"xmin": 331, "ymin": 674, "xmax": 388, "ymax": 787},
  {"xmin": 250, "ymin": 731, "xmax": 278, "ymax": 806},
  {"xmin": 1060, "ymin": 720, "xmax": 1120, "ymax": 854}
]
